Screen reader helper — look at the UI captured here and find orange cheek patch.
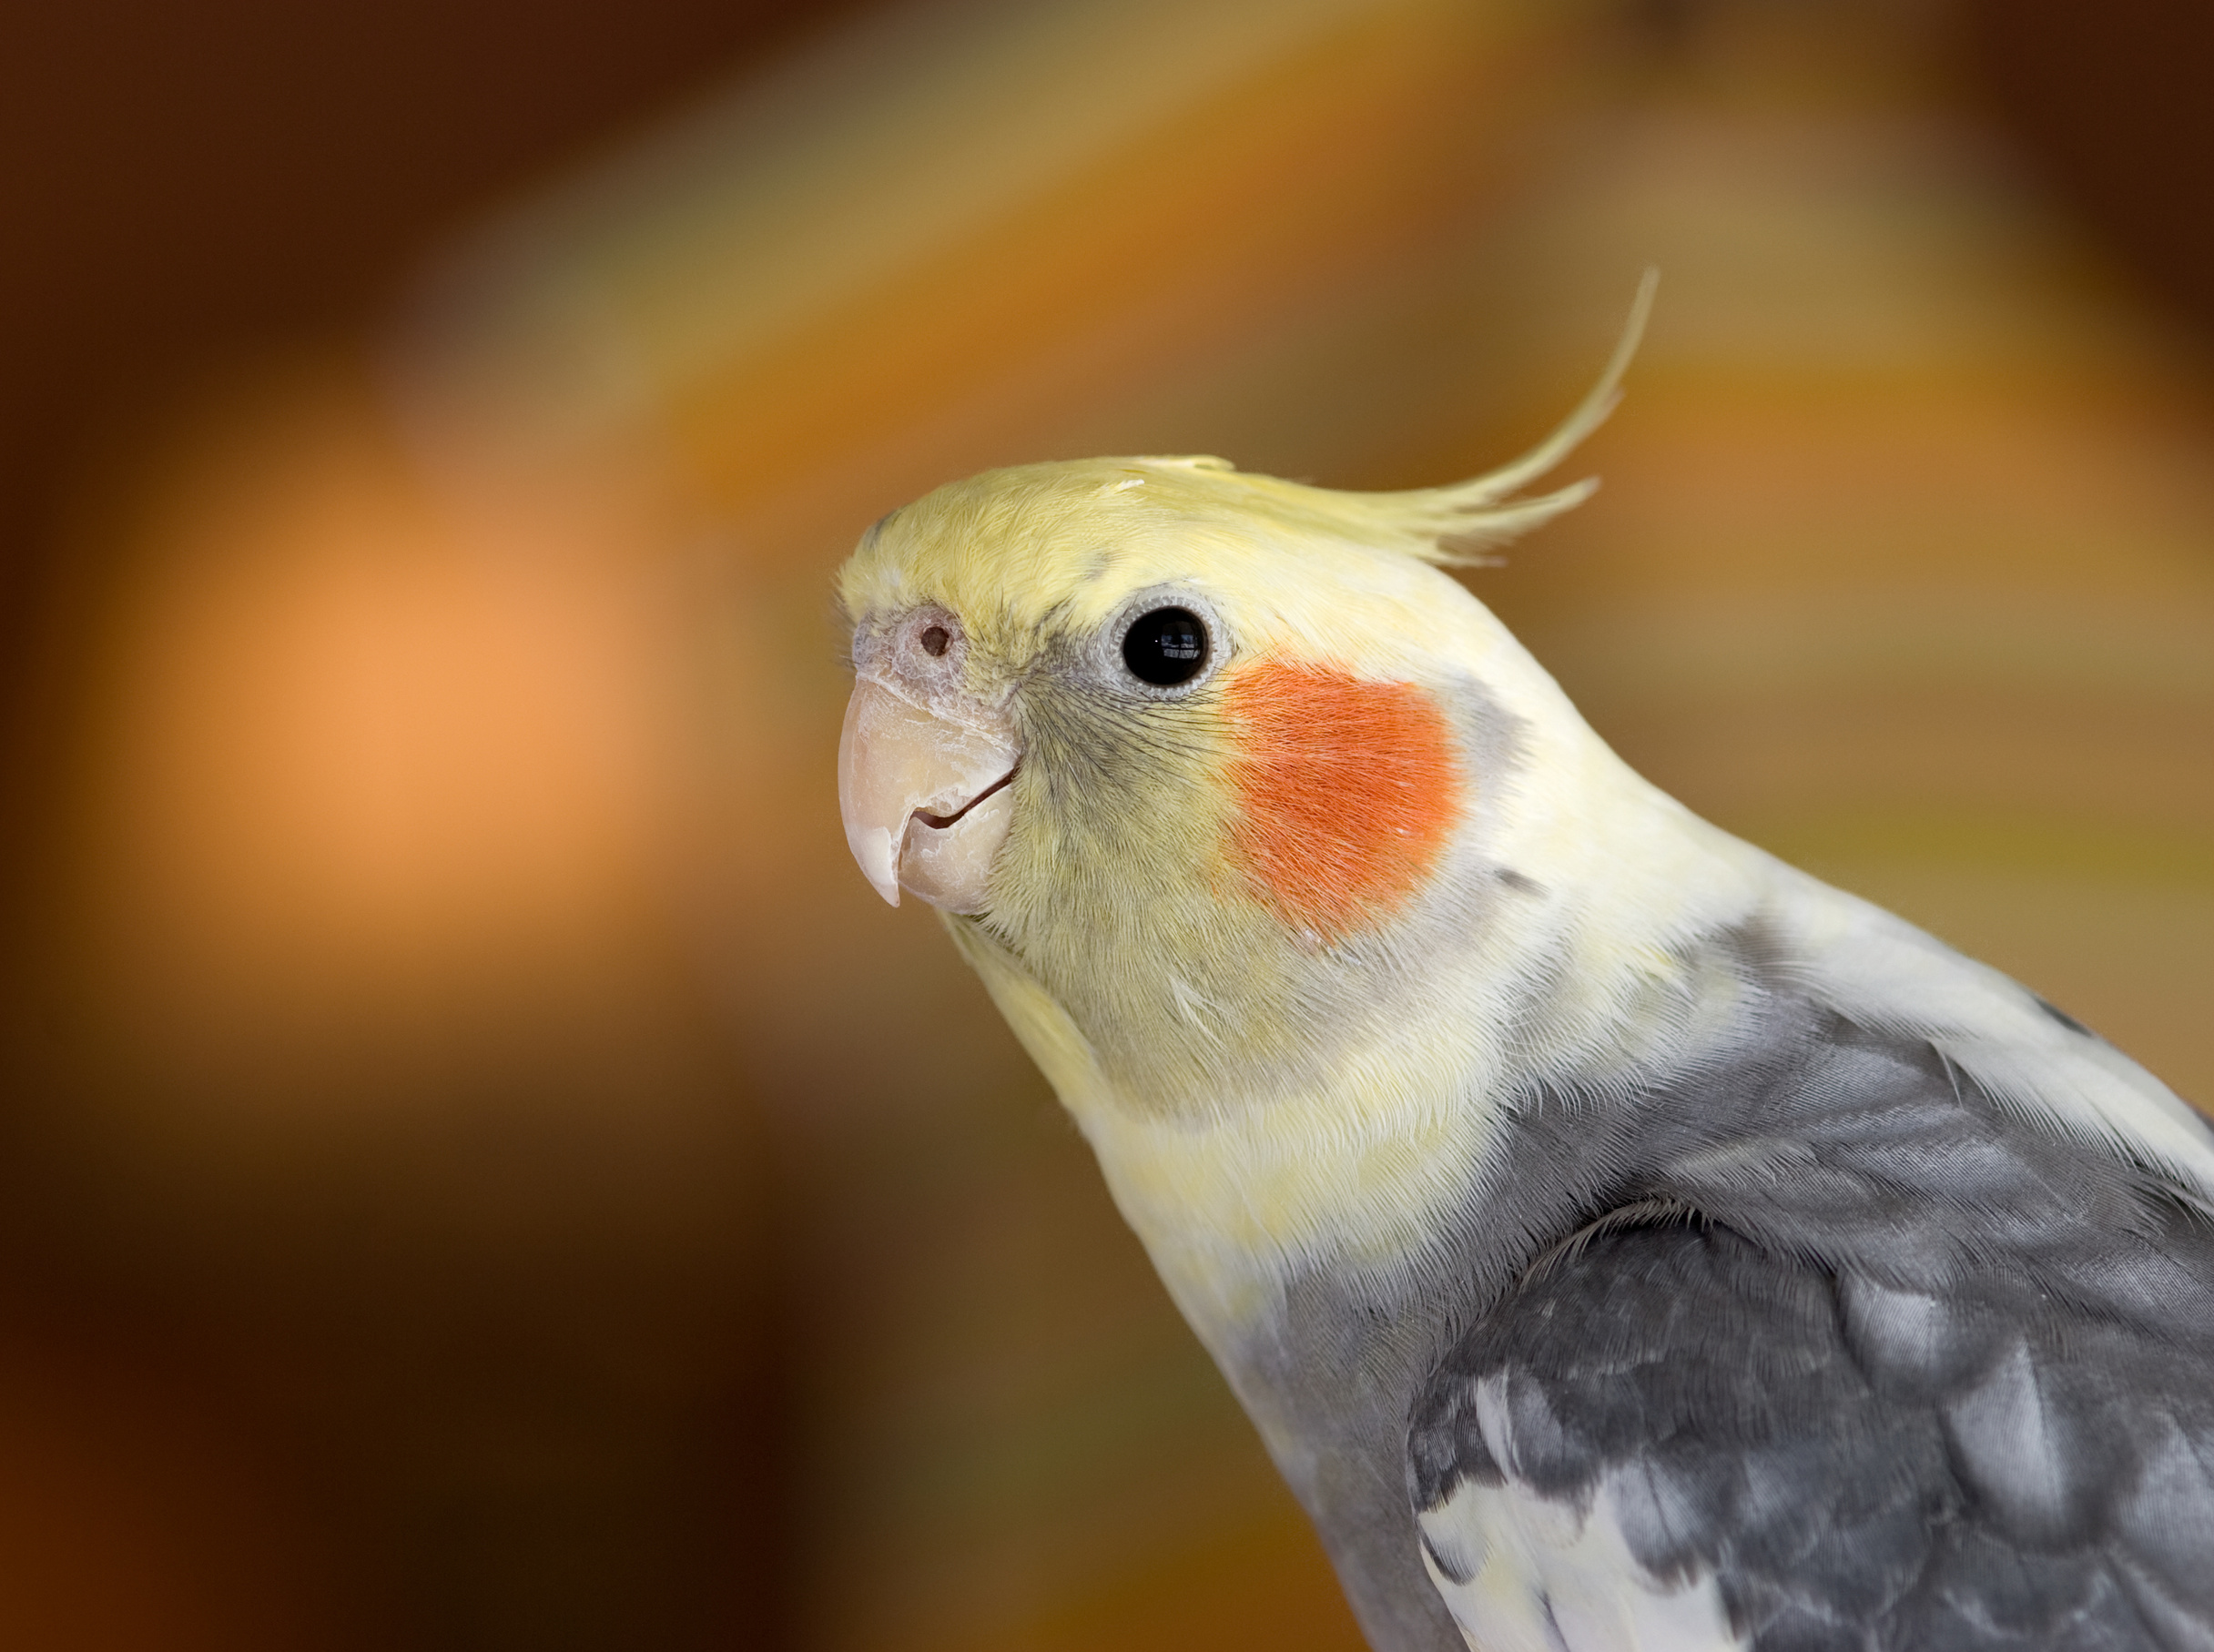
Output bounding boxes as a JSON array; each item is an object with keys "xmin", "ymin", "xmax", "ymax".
[{"xmin": 1224, "ymin": 661, "xmax": 1464, "ymax": 941}]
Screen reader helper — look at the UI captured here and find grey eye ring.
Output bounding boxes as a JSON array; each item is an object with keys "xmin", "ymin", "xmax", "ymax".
[{"xmin": 1100, "ymin": 586, "xmax": 1228, "ymax": 699}]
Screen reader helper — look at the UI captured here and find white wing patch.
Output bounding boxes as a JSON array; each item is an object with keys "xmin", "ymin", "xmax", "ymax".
[
  {"xmin": 1417, "ymin": 1474, "xmax": 1746, "ymax": 1652},
  {"xmin": 1417, "ymin": 1376, "xmax": 1745, "ymax": 1652}
]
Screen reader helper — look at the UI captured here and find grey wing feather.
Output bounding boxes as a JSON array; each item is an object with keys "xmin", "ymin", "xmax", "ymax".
[{"xmin": 1409, "ymin": 1018, "xmax": 2214, "ymax": 1652}]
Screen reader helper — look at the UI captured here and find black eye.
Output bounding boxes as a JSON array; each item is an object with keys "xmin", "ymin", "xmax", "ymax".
[
  {"xmin": 1122, "ymin": 606, "xmax": 1210, "ymax": 686},
  {"xmin": 919, "ymin": 623, "xmax": 950, "ymax": 657}
]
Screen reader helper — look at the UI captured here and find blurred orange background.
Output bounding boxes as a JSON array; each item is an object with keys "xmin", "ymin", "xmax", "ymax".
[{"xmin": 0, "ymin": 1, "xmax": 2209, "ymax": 1647}]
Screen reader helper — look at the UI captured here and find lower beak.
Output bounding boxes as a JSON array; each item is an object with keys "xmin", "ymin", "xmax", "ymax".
[{"xmin": 837, "ymin": 677, "xmax": 1020, "ymax": 914}]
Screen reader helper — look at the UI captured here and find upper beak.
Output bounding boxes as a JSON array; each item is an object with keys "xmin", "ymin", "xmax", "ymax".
[{"xmin": 837, "ymin": 676, "xmax": 1021, "ymax": 913}]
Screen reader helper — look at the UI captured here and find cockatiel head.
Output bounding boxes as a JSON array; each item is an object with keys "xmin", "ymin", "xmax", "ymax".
[{"xmin": 837, "ymin": 287, "xmax": 1678, "ymax": 1147}]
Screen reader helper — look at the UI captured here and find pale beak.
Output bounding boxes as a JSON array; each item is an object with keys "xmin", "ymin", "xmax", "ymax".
[{"xmin": 837, "ymin": 676, "xmax": 1020, "ymax": 913}]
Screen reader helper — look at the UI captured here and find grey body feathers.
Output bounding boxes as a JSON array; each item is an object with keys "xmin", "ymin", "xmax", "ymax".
[{"xmin": 1225, "ymin": 923, "xmax": 2214, "ymax": 1652}]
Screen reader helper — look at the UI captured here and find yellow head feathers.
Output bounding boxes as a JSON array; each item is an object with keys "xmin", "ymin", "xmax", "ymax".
[
  {"xmin": 835, "ymin": 269, "xmax": 1655, "ymax": 651},
  {"xmin": 829, "ymin": 271, "xmax": 1660, "ymax": 1140}
]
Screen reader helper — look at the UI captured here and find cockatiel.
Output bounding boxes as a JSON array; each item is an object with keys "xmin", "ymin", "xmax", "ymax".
[{"xmin": 833, "ymin": 297, "xmax": 2214, "ymax": 1652}]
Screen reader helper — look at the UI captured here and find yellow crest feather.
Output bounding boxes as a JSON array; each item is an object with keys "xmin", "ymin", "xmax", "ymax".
[
  {"xmin": 1325, "ymin": 265, "xmax": 1658, "ymax": 567},
  {"xmin": 838, "ymin": 270, "xmax": 1656, "ymax": 638}
]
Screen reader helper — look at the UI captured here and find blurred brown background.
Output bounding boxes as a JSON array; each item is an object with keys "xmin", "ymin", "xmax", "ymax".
[{"xmin": 0, "ymin": 0, "xmax": 2208, "ymax": 1647}]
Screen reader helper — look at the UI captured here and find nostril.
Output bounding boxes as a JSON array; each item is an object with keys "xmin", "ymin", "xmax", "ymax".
[{"xmin": 920, "ymin": 624, "xmax": 950, "ymax": 657}]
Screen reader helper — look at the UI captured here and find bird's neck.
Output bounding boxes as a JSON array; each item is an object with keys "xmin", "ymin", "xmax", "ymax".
[{"xmin": 950, "ymin": 788, "xmax": 1784, "ymax": 1345}]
